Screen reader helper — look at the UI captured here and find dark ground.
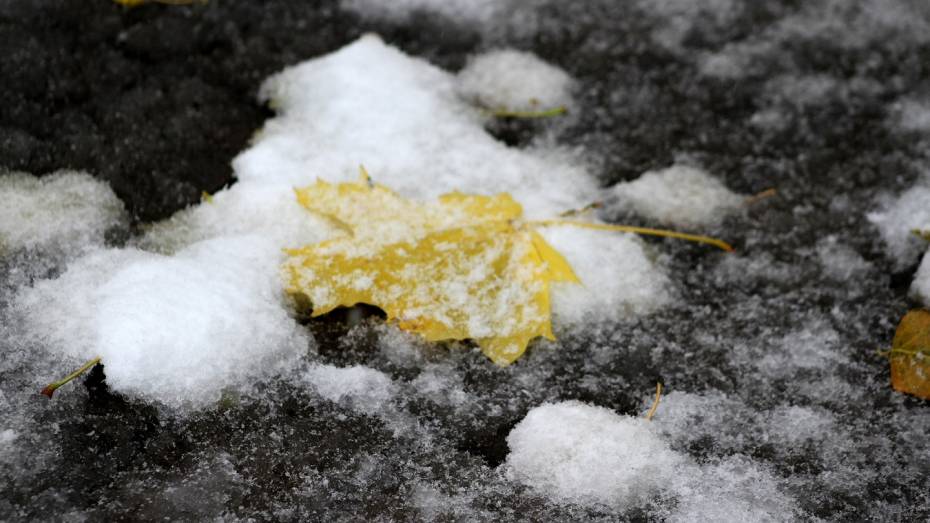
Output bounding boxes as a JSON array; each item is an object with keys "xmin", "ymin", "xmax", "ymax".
[{"xmin": 2, "ymin": 0, "xmax": 930, "ymax": 521}]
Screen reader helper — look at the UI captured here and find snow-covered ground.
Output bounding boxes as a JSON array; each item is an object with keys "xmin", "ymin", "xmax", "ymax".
[{"xmin": 2, "ymin": 1, "xmax": 929, "ymax": 520}]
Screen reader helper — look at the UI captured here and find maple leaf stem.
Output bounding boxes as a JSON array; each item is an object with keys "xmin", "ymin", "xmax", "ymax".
[
  {"xmin": 646, "ymin": 382, "xmax": 663, "ymax": 421},
  {"xmin": 530, "ymin": 220, "xmax": 734, "ymax": 252},
  {"xmin": 40, "ymin": 357, "xmax": 101, "ymax": 399}
]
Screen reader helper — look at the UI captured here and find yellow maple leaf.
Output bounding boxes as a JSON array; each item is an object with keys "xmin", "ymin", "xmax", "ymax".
[
  {"xmin": 285, "ymin": 170, "xmax": 731, "ymax": 365},
  {"xmin": 284, "ymin": 173, "xmax": 579, "ymax": 365}
]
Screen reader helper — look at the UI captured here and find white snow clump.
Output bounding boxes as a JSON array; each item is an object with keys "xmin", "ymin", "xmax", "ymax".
[
  {"xmin": 235, "ymin": 34, "xmax": 595, "ymax": 218},
  {"xmin": 0, "ymin": 171, "xmax": 125, "ymax": 254},
  {"xmin": 15, "ymin": 235, "xmax": 308, "ymax": 408},
  {"xmin": 457, "ymin": 49, "xmax": 573, "ymax": 113},
  {"xmin": 503, "ymin": 401, "xmax": 683, "ymax": 507},
  {"xmin": 607, "ymin": 165, "xmax": 743, "ymax": 229},
  {"xmin": 303, "ymin": 364, "xmax": 397, "ymax": 415},
  {"xmin": 506, "ymin": 400, "xmax": 800, "ymax": 520}
]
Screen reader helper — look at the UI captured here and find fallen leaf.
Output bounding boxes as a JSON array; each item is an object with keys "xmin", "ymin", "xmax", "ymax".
[
  {"xmin": 284, "ymin": 170, "xmax": 731, "ymax": 365},
  {"xmin": 284, "ymin": 174, "xmax": 579, "ymax": 365},
  {"xmin": 889, "ymin": 309, "xmax": 930, "ymax": 400}
]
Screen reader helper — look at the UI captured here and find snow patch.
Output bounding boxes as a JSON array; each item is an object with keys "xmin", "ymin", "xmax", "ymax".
[
  {"xmin": 503, "ymin": 401, "xmax": 683, "ymax": 507},
  {"xmin": 607, "ymin": 165, "xmax": 743, "ymax": 228},
  {"xmin": 457, "ymin": 49, "xmax": 573, "ymax": 113},
  {"xmin": 816, "ymin": 236, "xmax": 871, "ymax": 282},
  {"xmin": 14, "ymin": 235, "xmax": 308, "ymax": 408},
  {"xmin": 234, "ymin": 34, "xmax": 597, "ymax": 219},
  {"xmin": 0, "ymin": 171, "xmax": 125, "ymax": 255},
  {"xmin": 667, "ymin": 455, "xmax": 798, "ymax": 522},
  {"xmin": 304, "ymin": 364, "xmax": 397, "ymax": 415},
  {"xmin": 505, "ymin": 400, "xmax": 799, "ymax": 519}
]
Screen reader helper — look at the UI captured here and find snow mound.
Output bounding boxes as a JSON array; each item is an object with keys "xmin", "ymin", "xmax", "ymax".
[
  {"xmin": 234, "ymin": 34, "xmax": 597, "ymax": 219},
  {"xmin": 607, "ymin": 165, "xmax": 743, "ymax": 229},
  {"xmin": 233, "ymin": 33, "xmax": 668, "ymax": 325},
  {"xmin": 0, "ymin": 171, "xmax": 125, "ymax": 254},
  {"xmin": 503, "ymin": 401, "xmax": 683, "ymax": 507},
  {"xmin": 14, "ymin": 235, "xmax": 308, "ymax": 408},
  {"xmin": 506, "ymin": 399, "xmax": 800, "ymax": 519},
  {"xmin": 457, "ymin": 49, "xmax": 573, "ymax": 113}
]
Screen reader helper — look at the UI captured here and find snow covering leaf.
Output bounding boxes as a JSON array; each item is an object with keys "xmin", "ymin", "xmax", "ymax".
[
  {"xmin": 283, "ymin": 173, "xmax": 579, "ymax": 365},
  {"xmin": 889, "ymin": 309, "xmax": 930, "ymax": 400}
]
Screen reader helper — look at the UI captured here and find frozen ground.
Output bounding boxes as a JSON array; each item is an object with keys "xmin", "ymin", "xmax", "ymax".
[{"xmin": 2, "ymin": 0, "xmax": 930, "ymax": 520}]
